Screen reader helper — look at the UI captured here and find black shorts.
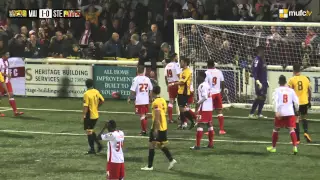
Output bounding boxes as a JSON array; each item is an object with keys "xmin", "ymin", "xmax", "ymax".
[
  {"xmin": 84, "ymin": 118, "xmax": 98, "ymax": 130},
  {"xmin": 177, "ymin": 94, "xmax": 189, "ymax": 107},
  {"xmin": 299, "ymin": 104, "xmax": 308, "ymax": 116},
  {"xmin": 149, "ymin": 130, "xmax": 168, "ymax": 143}
]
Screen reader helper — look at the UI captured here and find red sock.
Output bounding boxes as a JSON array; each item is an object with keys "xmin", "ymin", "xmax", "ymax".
[
  {"xmin": 290, "ymin": 130, "xmax": 298, "ymax": 146},
  {"xmin": 9, "ymin": 98, "xmax": 17, "ymax": 113},
  {"xmin": 168, "ymin": 103, "xmax": 173, "ymax": 121},
  {"xmin": 272, "ymin": 130, "xmax": 279, "ymax": 147},
  {"xmin": 218, "ymin": 114, "xmax": 224, "ymax": 130},
  {"xmin": 189, "ymin": 109, "xmax": 197, "ymax": 119},
  {"xmin": 208, "ymin": 127, "xmax": 214, "ymax": 147},
  {"xmin": 196, "ymin": 127, "xmax": 203, "ymax": 147},
  {"xmin": 140, "ymin": 116, "xmax": 147, "ymax": 132}
]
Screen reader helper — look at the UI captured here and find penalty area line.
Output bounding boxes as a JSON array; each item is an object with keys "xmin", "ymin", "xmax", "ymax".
[
  {"xmin": 3, "ymin": 107, "xmax": 320, "ymax": 122},
  {"xmin": 0, "ymin": 129, "xmax": 319, "ymax": 147}
]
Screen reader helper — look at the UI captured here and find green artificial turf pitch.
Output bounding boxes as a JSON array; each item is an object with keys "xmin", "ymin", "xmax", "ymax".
[{"xmin": 0, "ymin": 97, "xmax": 320, "ymax": 180}]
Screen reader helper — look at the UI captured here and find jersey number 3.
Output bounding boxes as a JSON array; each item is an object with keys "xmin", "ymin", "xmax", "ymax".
[
  {"xmin": 116, "ymin": 141, "xmax": 124, "ymax": 152},
  {"xmin": 139, "ymin": 84, "xmax": 149, "ymax": 92},
  {"xmin": 283, "ymin": 94, "xmax": 288, "ymax": 103}
]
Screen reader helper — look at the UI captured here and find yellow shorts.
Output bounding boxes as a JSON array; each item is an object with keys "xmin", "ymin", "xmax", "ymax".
[{"xmin": 0, "ymin": 73, "xmax": 4, "ymax": 83}]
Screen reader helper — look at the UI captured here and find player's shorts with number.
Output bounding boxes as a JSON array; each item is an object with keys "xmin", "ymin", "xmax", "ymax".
[
  {"xmin": 197, "ymin": 111, "xmax": 212, "ymax": 123},
  {"xmin": 168, "ymin": 83, "xmax": 178, "ymax": 99},
  {"xmin": 211, "ymin": 93, "xmax": 223, "ymax": 109},
  {"xmin": 0, "ymin": 81, "xmax": 13, "ymax": 95},
  {"xmin": 188, "ymin": 92, "xmax": 194, "ymax": 104},
  {"xmin": 135, "ymin": 104, "xmax": 149, "ymax": 115},
  {"xmin": 274, "ymin": 116, "xmax": 296, "ymax": 128},
  {"xmin": 106, "ymin": 162, "xmax": 125, "ymax": 180}
]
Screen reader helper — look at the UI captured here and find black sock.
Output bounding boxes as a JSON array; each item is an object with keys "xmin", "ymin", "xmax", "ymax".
[
  {"xmin": 161, "ymin": 147, "xmax": 173, "ymax": 162},
  {"xmin": 295, "ymin": 123, "xmax": 300, "ymax": 141},
  {"xmin": 92, "ymin": 132, "xmax": 102, "ymax": 147},
  {"xmin": 87, "ymin": 134, "xmax": 95, "ymax": 150},
  {"xmin": 179, "ymin": 112, "xmax": 185, "ymax": 126},
  {"xmin": 302, "ymin": 119, "xmax": 308, "ymax": 133},
  {"xmin": 184, "ymin": 111, "xmax": 194, "ymax": 124},
  {"xmin": 148, "ymin": 149, "xmax": 155, "ymax": 168}
]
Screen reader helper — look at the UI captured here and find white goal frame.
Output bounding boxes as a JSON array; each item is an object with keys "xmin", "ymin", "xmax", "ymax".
[{"xmin": 174, "ymin": 19, "xmax": 320, "ymax": 113}]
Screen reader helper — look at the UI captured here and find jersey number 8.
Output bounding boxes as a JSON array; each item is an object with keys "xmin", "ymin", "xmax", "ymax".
[
  {"xmin": 212, "ymin": 77, "xmax": 217, "ymax": 85},
  {"xmin": 167, "ymin": 69, "xmax": 173, "ymax": 78},
  {"xmin": 139, "ymin": 83, "xmax": 149, "ymax": 92},
  {"xmin": 283, "ymin": 94, "xmax": 288, "ymax": 103},
  {"xmin": 297, "ymin": 81, "xmax": 303, "ymax": 91}
]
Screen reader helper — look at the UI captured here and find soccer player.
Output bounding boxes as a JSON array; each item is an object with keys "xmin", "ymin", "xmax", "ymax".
[
  {"xmin": 205, "ymin": 60, "xmax": 226, "ymax": 135},
  {"xmin": 190, "ymin": 72, "xmax": 214, "ymax": 150},
  {"xmin": 141, "ymin": 86, "xmax": 177, "ymax": 171},
  {"xmin": 98, "ymin": 120, "xmax": 125, "ymax": 180},
  {"xmin": 164, "ymin": 53, "xmax": 181, "ymax": 123},
  {"xmin": 169, "ymin": 57, "xmax": 195, "ymax": 130},
  {"xmin": 128, "ymin": 65, "xmax": 153, "ymax": 136},
  {"xmin": 83, "ymin": 79, "xmax": 104, "ymax": 154},
  {"xmin": 288, "ymin": 64, "xmax": 312, "ymax": 143},
  {"xmin": 0, "ymin": 54, "xmax": 24, "ymax": 116},
  {"xmin": 249, "ymin": 46, "xmax": 268, "ymax": 119},
  {"xmin": 267, "ymin": 75, "xmax": 299, "ymax": 154}
]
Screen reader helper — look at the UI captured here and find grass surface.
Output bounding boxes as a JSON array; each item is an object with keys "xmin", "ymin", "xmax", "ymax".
[{"xmin": 0, "ymin": 97, "xmax": 320, "ymax": 180}]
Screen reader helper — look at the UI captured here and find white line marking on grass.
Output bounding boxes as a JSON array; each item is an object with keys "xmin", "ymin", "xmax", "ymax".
[
  {"xmin": 4, "ymin": 107, "xmax": 319, "ymax": 122},
  {"xmin": 0, "ymin": 129, "xmax": 319, "ymax": 146}
]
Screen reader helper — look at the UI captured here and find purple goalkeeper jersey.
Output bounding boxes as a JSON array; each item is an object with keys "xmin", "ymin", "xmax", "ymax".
[{"xmin": 252, "ymin": 56, "xmax": 268, "ymax": 85}]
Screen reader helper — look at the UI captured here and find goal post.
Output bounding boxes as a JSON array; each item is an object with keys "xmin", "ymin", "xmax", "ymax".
[{"xmin": 174, "ymin": 19, "xmax": 320, "ymax": 113}]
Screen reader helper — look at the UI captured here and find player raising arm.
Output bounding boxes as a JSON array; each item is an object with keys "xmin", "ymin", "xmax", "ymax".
[
  {"xmin": 249, "ymin": 46, "xmax": 268, "ymax": 119},
  {"xmin": 169, "ymin": 57, "xmax": 195, "ymax": 130},
  {"xmin": 205, "ymin": 60, "xmax": 226, "ymax": 135},
  {"xmin": 190, "ymin": 72, "xmax": 214, "ymax": 150},
  {"xmin": 98, "ymin": 120, "xmax": 125, "ymax": 180},
  {"xmin": 267, "ymin": 75, "xmax": 299, "ymax": 155},
  {"xmin": 164, "ymin": 53, "xmax": 181, "ymax": 123},
  {"xmin": 0, "ymin": 53, "xmax": 24, "ymax": 116},
  {"xmin": 141, "ymin": 86, "xmax": 177, "ymax": 171},
  {"xmin": 288, "ymin": 64, "xmax": 312, "ymax": 143},
  {"xmin": 128, "ymin": 65, "xmax": 153, "ymax": 136},
  {"xmin": 83, "ymin": 79, "xmax": 104, "ymax": 154}
]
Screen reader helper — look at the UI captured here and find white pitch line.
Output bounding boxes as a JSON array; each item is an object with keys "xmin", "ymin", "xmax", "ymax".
[
  {"xmin": 0, "ymin": 129, "xmax": 319, "ymax": 146},
  {"xmin": 0, "ymin": 107, "xmax": 319, "ymax": 122}
]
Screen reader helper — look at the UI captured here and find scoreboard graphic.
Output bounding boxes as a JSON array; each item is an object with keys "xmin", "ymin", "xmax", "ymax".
[{"xmin": 8, "ymin": 9, "xmax": 81, "ymax": 18}]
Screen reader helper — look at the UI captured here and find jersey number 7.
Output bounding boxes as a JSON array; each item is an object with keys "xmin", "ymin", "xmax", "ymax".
[{"xmin": 139, "ymin": 84, "xmax": 149, "ymax": 92}]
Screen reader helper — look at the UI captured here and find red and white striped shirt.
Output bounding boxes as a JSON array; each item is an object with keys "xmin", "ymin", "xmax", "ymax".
[{"xmin": 0, "ymin": 58, "xmax": 9, "ymax": 83}]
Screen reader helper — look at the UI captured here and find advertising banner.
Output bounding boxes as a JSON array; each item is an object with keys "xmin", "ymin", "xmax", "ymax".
[
  {"xmin": 93, "ymin": 65, "xmax": 136, "ymax": 99},
  {"xmin": 25, "ymin": 64, "xmax": 92, "ymax": 97},
  {"xmin": 8, "ymin": 57, "xmax": 25, "ymax": 95},
  {"xmin": 268, "ymin": 71, "xmax": 320, "ymax": 105}
]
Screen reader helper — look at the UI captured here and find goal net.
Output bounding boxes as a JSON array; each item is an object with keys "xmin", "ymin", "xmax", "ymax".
[{"xmin": 174, "ymin": 19, "xmax": 320, "ymax": 112}]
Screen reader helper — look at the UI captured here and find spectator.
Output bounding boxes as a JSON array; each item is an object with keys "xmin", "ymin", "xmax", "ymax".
[
  {"xmin": 141, "ymin": 32, "xmax": 149, "ymax": 48},
  {"xmin": 159, "ymin": 42, "xmax": 172, "ymax": 63},
  {"xmin": 63, "ymin": 30, "xmax": 77, "ymax": 57},
  {"xmin": 122, "ymin": 10, "xmax": 137, "ymax": 32},
  {"xmin": 270, "ymin": 0, "xmax": 286, "ymax": 21},
  {"xmin": 69, "ymin": 44, "xmax": 84, "ymax": 58},
  {"xmin": 147, "ymin": 24, "xmax": 162, "ymax": 58},
  {"xmin": 230, "ymin": 7, "xmax": 241, "ymax": 21},
  {"xmin": 126, "ymin": 34, "xmax": 142, "ymax": 58},
  {"xmin": 20, "ymin": 26, "xmax": 28, "ymax": 38},
  {"xmin": 25, "ymin": 34, "xmax": 41, "ymax": 58},
  {"xmin": 9, "ymin": 34, "xmax": 25, "ymax": 57},
  {"xmin": 85, "ymin": 41, "xmax": 103, "ymax": 59},
  {"xmin": 104, "ymin": 32, "xmax": 123, "ymax": 58},
  {"xmin": 49, "ymin": 31, "xmax": 65, "ymax": 58},
  {"xmin": 107, "ymin": 19, "xmax": 123, "ymax": 39},
  {"xmin": 99, "ymin": 19, "xmax": 109, "ymax": 43},
  {"xmin": 144, "ymin": 11, "xmax": 154, "ymax": 33},
  {"xmin": 79, "ymin": 21, "xmax": 92, "ymax": 47},
  {"xmin": 305, "ymin": 27, "xmax": 317, "ymax": 46},
  {"xmin": 81, "ymin": 4, "xmax": 102, "ymax": 26},
  {"xmin": 240, "ymin": 8, "xmax": 253, "ymax": 21},
  {"xmin": 122, "ymin": 22, "xmax": 137, "ymax": 48}
]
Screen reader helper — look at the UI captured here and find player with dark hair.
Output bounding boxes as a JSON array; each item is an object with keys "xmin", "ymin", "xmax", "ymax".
[
  {"xmin": 83, "ymin": 79, "xmax": 104, "ymax": 154},
  {"xmin": 249, "ymin": 46, "xmax": 268, "ymax": 119},
  {"xmin": 141, "ymin": 86, "xmax": 177, "ymax": 171},
  {"xmin": 205, "ymin": 60, "xmax": 226, "ymax": 134},
  {"xmin": 288, "ymin": 63, "xmax": 312, "ymax": 143},
  {"xmin": 169, "ymin": 57, "xmax": 195, "ymax": 129},
  {"xmin": 128, "ymin": 65, "xmax": 153, "ymax": 136},
  {"xmin": 190, "ymin": 71, "xmax": 214, "ymax": 150},
  {"xmin": 267, "ymin": 75, "xmax": 299, "ymax": 154},
  {"xmin": 98, "ymin": 120, "xmax": 125, "ymax": 180}
]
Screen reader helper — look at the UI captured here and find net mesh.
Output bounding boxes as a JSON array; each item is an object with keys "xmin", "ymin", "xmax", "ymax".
[{"xmin": 177, "ymin": 21, "xmax": 320, "ymax": 103}]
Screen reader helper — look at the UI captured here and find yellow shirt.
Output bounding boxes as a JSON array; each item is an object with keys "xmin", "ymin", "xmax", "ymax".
[
  {"xmin": 151, "ymin": 97, "xmax": 167, "ymax": 131},
  {"xmin": 288, "ymin": 75, "xmax": 310, "ymax": 105},
  {"xmin": 178, "ymin": 68, "xmax": 192, "ymax": 95},
  {"xmin": 0, "ymin": 73, "xmax": 4, "ymax": 83},
  {"xmin": 83, "ymin": 88, "xmax": 104, "ymax": 119},
  {"xmin": 84, "ymin": 12, "xmax": 100, "ymax": 25}
]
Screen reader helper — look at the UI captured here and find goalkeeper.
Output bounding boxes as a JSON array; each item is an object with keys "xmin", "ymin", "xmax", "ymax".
[{"xmin": 249, "ymin": 46, "xmax": 268, "ymax": 119}]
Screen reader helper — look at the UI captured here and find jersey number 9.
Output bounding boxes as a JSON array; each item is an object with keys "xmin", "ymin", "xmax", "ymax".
[{"xmin": 139, "ymin": 84, "xmax": 149, "ymax": 92}]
